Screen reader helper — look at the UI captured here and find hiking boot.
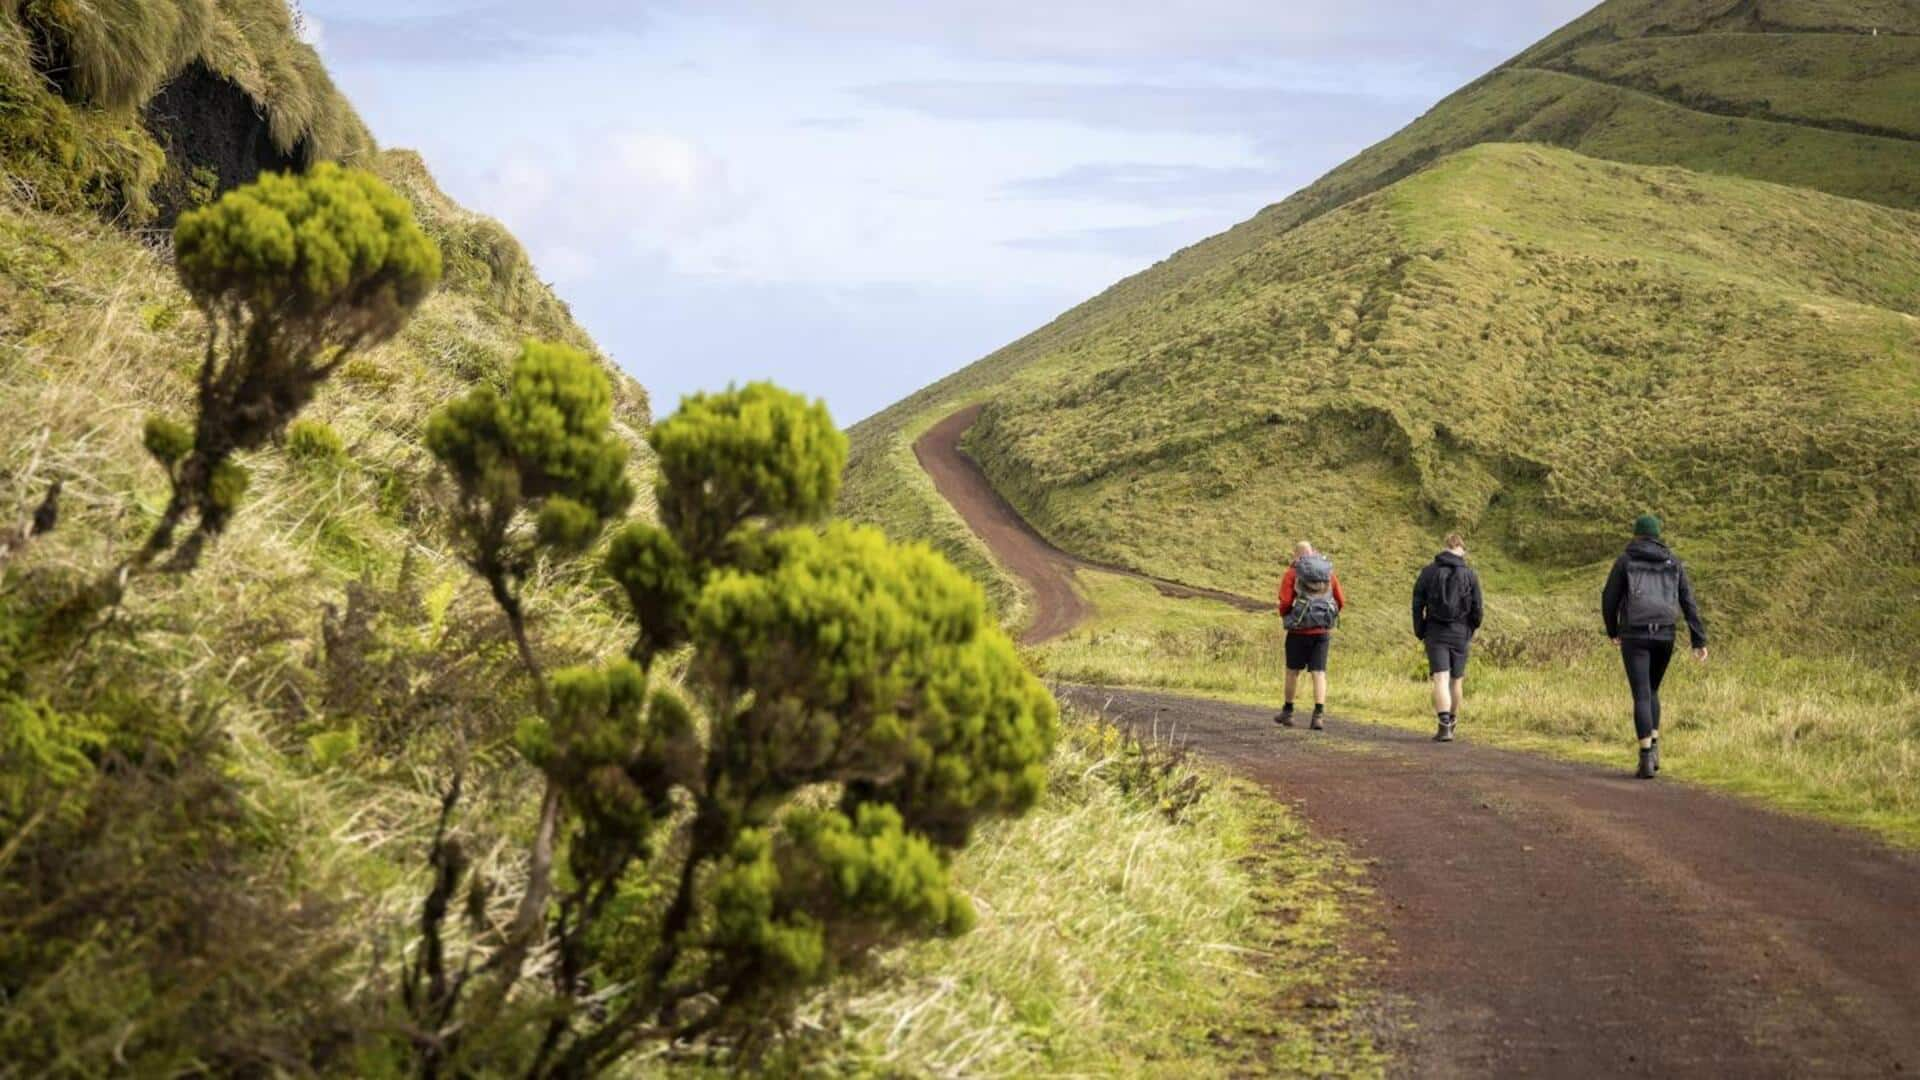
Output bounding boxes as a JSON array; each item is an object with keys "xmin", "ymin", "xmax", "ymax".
[
  {"xmin": 1274, "ymin": 707, "xmax": 1296, "ymax": 728},
  {"xmin": 1433, "ymin": 720, "xmax": 1455, "ymax": 743},
  {"xmin": 1651, "ymin": 739, "xmax": 1661, "ymax": 773},
  {"xmin": 1309, "ymin": 712, "xmax": 1326, "ymax": 731},
  {"xmin": 1636, "ymin": 747, "xmax": 1657, "ymax": 780}
]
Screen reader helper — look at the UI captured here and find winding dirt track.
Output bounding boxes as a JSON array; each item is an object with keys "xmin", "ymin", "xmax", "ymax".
[
  {"xmin": 912, "ymin": 405, "xmax": 1267, "ymax": 644},
  {"xmin": 918, "ymin": 406, "xmax": 1920, "ymax": 1077}
]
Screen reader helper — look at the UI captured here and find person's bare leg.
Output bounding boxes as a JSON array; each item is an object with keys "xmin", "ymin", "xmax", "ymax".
[
  {"xmin": 1311, "ymin": 671, "xmax": 1328, "ymax": 707},
  {"xmin": 1431, "ymin": 668, "xmax": 1458, "ymax": 742},
  {"xmin": 1277, "ymin": 668, "xmax": 1301, "ymax": 726},
  {"xmin": 1451, "ymin": 676, "xmax": 1465, "ymax": 718}
]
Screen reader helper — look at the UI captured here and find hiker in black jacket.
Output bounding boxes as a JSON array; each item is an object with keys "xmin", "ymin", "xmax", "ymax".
[
  {"xmin": 1601, "ymin": 515, "xmax": 1709, "ymax": 780},
  {"xmin": 1412, "ymin": 532, "xmax": 1483, "ymax": 743}
]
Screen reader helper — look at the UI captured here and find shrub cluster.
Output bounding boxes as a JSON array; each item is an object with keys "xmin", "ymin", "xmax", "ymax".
[{"xmin": 409, "ymin": 358, "xmax": 1056, "ymax": 1074}]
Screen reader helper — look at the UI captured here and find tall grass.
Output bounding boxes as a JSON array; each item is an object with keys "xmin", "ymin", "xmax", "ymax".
[
  {"xmin": 5, "ymin": 0, "xmax": 370, "ymax": 158},
  {"xmin": 798, "ymin": 711, "xmax": 1383, "ymax": 1077},
  {"xmin": 0, "ymin": 161, "xmax": 639, "ymax": 1068}
]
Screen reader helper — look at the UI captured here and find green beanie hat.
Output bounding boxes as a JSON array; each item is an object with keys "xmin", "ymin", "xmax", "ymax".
[{"xmin": 1633, "ymin": 513, "xmax": 1663, "ymax": 538}]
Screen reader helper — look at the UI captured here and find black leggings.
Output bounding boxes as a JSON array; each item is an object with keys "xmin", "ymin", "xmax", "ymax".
[{"xmin": 1620, "ymin": 638, "xmax": 1675, "ymax": 741}]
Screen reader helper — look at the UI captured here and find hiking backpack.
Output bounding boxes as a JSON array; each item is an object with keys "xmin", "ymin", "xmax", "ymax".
[
  {"xmin": 1426, "ymin": 564, "xmax": 1474, "ymax": 623},
  {"xmin": 1285, "ymin": 555, "xmax": 1340, "ymax": 630},
  {"xmin": 1623, "ymin": 558, "xmax": 1681, "ymax": 627}
]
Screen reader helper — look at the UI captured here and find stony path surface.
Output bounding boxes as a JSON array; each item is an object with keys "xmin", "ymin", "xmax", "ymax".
[{"xmin": 919, "ymin": 406, "xmax": 1920, "ymax": 1077}]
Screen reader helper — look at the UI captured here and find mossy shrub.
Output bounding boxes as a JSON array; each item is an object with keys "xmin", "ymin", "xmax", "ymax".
[{"xmin": 143, "ymin": 163, "xmax": 440, "ymax": 567}]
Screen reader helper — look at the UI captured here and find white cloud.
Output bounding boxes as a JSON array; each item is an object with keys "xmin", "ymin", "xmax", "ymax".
[{"xmin": 476, "ymin": 131, "xmax": 747, "ymax": 280}]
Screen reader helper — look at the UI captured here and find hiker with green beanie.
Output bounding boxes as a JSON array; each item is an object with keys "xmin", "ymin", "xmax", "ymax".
[{"xmin": 1601, "ymin": 514, "xmax": 1708, "ymax": 779}]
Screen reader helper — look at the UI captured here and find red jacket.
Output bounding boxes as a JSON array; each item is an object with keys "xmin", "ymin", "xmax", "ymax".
[{"xmin": 1278, "ymin": 565, "xmax": 1347, "ymax": 637}]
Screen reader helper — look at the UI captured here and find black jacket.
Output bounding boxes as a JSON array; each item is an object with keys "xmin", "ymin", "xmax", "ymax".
[
  {"xmin": 1601, "ymin": 538, "xmax": 1708, "ymax": 646},
  {"xmin": 1412, "ymin": 551, "xmax": 1483, "ymax": 640}
]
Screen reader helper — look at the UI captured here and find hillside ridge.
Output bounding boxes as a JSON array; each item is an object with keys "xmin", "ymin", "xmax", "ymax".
[{"xmin": 846, "ymin": 0, "xmax": 1920, "ymax": 460}]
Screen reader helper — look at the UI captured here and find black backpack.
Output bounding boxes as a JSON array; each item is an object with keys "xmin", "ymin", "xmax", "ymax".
[
  {"xmin": 1426, "ymin": 564, "xmax": 1473, "ymax": 623},
  {"xmin": 1623, "ymin": 559, "xmax": 1681, "ymax": 627}
]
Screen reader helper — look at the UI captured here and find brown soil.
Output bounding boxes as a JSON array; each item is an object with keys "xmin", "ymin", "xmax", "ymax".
[
  {"xmin": 912, "ymin": 405, "xmax": 1266, "ymax": 644},
  {"xmin": 916, "ymin": 405, "xmax": 1920, "ymax": 1076},
  {"xmin": 1062, "ymin": 687, "xmax": 1920, "ymax": 1078}
]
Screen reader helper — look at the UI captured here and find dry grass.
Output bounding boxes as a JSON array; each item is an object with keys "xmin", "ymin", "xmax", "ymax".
[{"xmin": 793, "ymin": 710, "xmax": 1383, "ymax": 1078}]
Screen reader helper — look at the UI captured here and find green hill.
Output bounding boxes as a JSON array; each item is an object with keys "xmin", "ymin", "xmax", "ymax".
[{"xmin": 843, "ymin": 0, "xmax": 1920, "ymax": 668}]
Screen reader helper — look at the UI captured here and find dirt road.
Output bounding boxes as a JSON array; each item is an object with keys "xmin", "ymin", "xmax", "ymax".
[
  {"xmin": 918, "ymin": 406, "xmax": 1920, "ymax": 1077},
  {"xmin": 912, "ymin": 405, "xmax": 1266, "ymax": 644},
  {"xmin": 1066, "ymin": 687, "xmax": 1920, "ymax": 1077}
]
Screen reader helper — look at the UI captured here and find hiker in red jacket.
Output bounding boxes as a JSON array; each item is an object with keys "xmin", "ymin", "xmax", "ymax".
[{"xmin": 1275, "ymin": 540, "xmax": 1346, "ymax": 731}]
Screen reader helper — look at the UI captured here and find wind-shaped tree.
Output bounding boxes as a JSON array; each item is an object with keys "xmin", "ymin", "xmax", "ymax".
[
  {"xmin": 420, "ymin": 373, "xmax": 1056, "ymax": 1074},
  {"xmin": 143, "ymin": 163, "xmax": 440, "ymax": 571}
]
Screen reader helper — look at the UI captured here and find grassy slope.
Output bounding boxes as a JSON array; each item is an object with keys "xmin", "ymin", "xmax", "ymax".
[
  {"xmin": 0, "ymin": 149, "xmax": 653, "ymax": 1074},
  {"xmin": 972, "ymin": 145, "xmax": 1920, "ymax": 654},
  {"xmin": 841, "ymin": 0, "xmax": 1920, "ymax": 624}
]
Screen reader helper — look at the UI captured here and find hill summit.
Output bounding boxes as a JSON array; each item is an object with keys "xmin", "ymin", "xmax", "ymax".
[{"xmin": 843, "ymin": 0, "xmax": 1920, "ymax": 665}]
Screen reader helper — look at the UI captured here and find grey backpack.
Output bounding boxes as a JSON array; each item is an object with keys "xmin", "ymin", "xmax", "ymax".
[
  {"xmin": 1623, "ymin": 559, "xmax": 1680, "ymax": 627},
  {"xmin": 1285, "ymin": 555, "xmax": 1339, "ymax": 630}
]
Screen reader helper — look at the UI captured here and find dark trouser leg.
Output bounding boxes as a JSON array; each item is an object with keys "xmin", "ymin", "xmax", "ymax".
[
  {"xmin": 1620, "ymin": 640, "xmax": 1657, "ymax": 742},
  {"xmin": 1646, "ymin": 640, "xmax": 1674, "ymax": 732}
]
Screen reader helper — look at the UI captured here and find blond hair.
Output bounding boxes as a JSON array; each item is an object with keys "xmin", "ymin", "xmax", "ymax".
[
  {"xmin": 1444, "ymin": 532, "xmax": 1466, "ymax": 552},
  {"xmin": 1292, "ymin": 541, "xmax": 1315, "ymax": 562}
]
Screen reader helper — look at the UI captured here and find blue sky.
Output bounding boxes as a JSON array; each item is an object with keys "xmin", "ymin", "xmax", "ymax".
[{"xmin": 302, "ymin": 0, "xmax": 1595, "ymax": 424}]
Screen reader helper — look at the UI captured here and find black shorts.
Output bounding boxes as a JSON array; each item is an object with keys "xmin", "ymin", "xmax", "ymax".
[
  {"xmin": 1424, "ymin": 634, "xmax": 1472, "ymax": 677},
  {"xmin": 1284, "ymin": 632, "xmax": 1332, "ymax": 673}
]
